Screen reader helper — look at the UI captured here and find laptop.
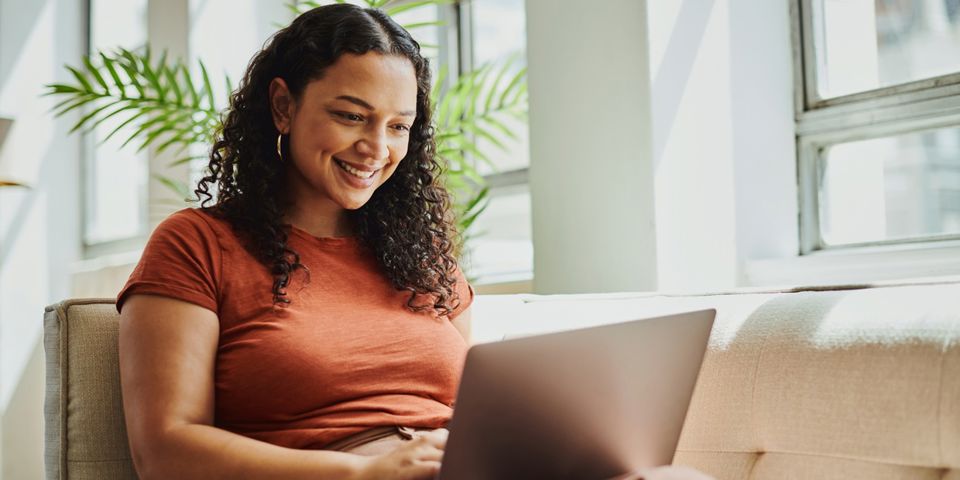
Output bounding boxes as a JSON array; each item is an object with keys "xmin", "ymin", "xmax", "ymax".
[{"xmin": 438, "ymin": 309, "xmax": 716, "ymax": 480}]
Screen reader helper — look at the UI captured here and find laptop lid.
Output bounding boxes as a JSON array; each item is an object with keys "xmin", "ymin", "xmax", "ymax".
[{"xmin": 438, "ymin": 309, "xmax": 716, "ymax": 480}]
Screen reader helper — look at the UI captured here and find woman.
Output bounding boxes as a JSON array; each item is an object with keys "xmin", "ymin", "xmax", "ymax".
[{"xmin": 117, "ymin": 4, "xmax": 713, "ymax": 479}]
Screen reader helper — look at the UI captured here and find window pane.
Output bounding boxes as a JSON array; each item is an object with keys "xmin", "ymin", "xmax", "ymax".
[
  {"xmin": 464, "ymin": 186, "xmax": 533, "ymax": 283},
  {"xmin": 85, "ymin": 0, "xmax": 149, "ymax": 244},
  {"xmin": 815, "ymin": 0, "xmax": 960, "ymax": 99},
  {"xmin": 472, "ymin": 0, "xmax": 528, "ymax": 175},
  {"xmin": 819, "ymin": 126, "xmax": 960, "ymax": 246},
  {"xmin": 391, "ymin": 2, "xmax": 443, "ymax": 79}
]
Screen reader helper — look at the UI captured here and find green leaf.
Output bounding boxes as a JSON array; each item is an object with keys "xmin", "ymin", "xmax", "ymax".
[
  {"xmin": 198, "ymin": 59, "xmax": 216, "ymax": 110},
  {"xmin": 118, "ymin": 107, "xmax": 181, "ymax": 149},
  {"xmin": 82, "ymin": 55, "xmax": 111, "ymax": 94},
  {"xmin": 400, "ymin": 20, "xmax": 445, "ymax": 31},
  {"xmin": 153, "ymin": 173, "xmax": 192, "ymax": 201},
  {"xmin": 465, "ymin": 64, "xmax": 492, "ymax": 120},
  {"xmin": 138, "ymin": 49, "xmax": 162, "ymax": 99},
  {"xmin": 99, "ymin": 52, "xmax": 126, "ymax": 98},
  {"xmin": 66, "ymin": 65, "xmax": 94, "ymax": 92},
  {"xmin": 154, "ymin": 128, "xmax": 196, "ymax": 155},
  {"xmin": 100, "ymin": 105, "xmax": 160, "ymax": 144},
  {"xmin": 69, "ymin": 101, "xmax": 117, "ymax": 133},
  {"xmin": 499, "ymin": 65, "xmax": 527, "ymax": 108},
  {"xmin": 385, "ymin": 0, "xmax": 449, "ymax": 16},
  {"xmin": 181, "ymin": 62, "xmax": 201, "ymax": 109},
  {"xmin": 50, "ymin": 93, "xmax": 87, "ymax": 112},
  {"xmin": 462, "ymin": 185, "xmax": 489, "ymax": 215},
  {"xmin": 87, "ymin": 102, "xmax": 140, "ymax": 131},
  {"xmin": 459, "ymin": 196, "xmax": 489, "ymax": 232},
  {"xmin": 43, "ymin": 83, "xmax": 82, "ymax": 95},
  {"xmin": 164, "ymin": 61, "xmax": 184, "ymax": 106},
  {"xmin": 169, "ymin": 154, "xmax": 207, "ymax": 167},
  {"xmin": 148, "ymin": 49, "xmax": 170, "ymax": 101},
  {"xmin": 134, "ymin": 109, "xmax": 195, "ymax": 152},
  {"xmin": 484, "ymin": 60, "xmax": 511, "ymax": 114},
  {"xmin": 225, "ymin": 73, "xmax": 234, "ymax": 100},
  {"xmin": 436, "ymin": 83, "xmax": 454, "ymax": 127},
  {"xmin": 117, "ymin": 49, "xmax": 146, "ymax": 97},
  {"xmin": 430, "ymin": 65, "xmax": 448, "ymax": 104},
  {"xmin": 53, "ymin": 93, "xmax": 102, "ymax": 117},
  {"xmin": 479, "ymin": 115, "xmax": 519, "ymax": 141},
  {"xmin": 461, "ymin": 122, "xmax": 507, "ymax": 152},
  {"xmin": 286, "ymin": 2, "xmax": 303, "ymax": 15},
  {"xmin": 458, "ymin": 141, "xmax": 494, "ymax": 169},
  {"xmin": 509, "ymin": 79, "xmax": 528, "ymax": 106}
]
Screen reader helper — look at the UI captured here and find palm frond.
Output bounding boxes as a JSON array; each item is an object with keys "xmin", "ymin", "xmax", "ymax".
[{"xmin": 45, "ymin": 48, "xmax": 221, "ymax": 165}]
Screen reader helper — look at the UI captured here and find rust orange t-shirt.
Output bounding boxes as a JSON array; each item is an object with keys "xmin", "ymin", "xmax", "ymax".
[{"xmin": 116, "ymin": 208, "xmax": 473, "ymax": 449}]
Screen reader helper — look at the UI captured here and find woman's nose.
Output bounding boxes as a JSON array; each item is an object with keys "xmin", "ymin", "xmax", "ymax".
[{"xmin": 356, "ymin": 129, "xmax": 389, "ymax": 160}]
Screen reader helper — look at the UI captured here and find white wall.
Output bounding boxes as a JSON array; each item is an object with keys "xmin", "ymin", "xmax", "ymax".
[
  {"xmin": 525, "ymin": 0, "xmax": 659, "ymax": 294},
  {"xmin": 649, "ymin": 0, "xmax": 796, "ymax": 291},
  {"xmin": 525, "ymin": 0, "xmax": 796, "ymax": 294},
  {"xmin": 0, "ymin": 0, "xmax": 84, "ymax": 478}
]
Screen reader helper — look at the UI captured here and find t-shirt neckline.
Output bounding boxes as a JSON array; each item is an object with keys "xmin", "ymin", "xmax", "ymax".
[{"xmin": 288, "ymin": 224, "xmax": 359, "ymax": 246}]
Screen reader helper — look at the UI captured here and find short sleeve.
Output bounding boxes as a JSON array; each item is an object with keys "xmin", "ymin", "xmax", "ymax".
[
  {"xmin": 448, "ymin": 264, "xmax": 474, "ymax": 320},
  {"xmin": 116, "ymin": 209, "xmax": 222, "ymax": 314}
]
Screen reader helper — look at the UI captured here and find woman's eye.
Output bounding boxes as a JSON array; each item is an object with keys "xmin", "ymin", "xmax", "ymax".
[
  {"xmin": 392, "ymin": 124, "xmax": 411, "ymax": 132},
  {"xmin": 336, "ymin": 112, "xmax": 364, "ymax": 122}
]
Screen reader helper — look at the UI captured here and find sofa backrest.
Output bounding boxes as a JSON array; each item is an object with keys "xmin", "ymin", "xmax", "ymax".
[
  {"xmin": 472, "ymin": 280, "xmax": 960, "ymax": 480},
  {"xmin": 44, "ymin": 281, "xmax": 960, "ymax": 480},
  {"xmin": 44, "ymin": 299, "xmax": 136, "ymax": 480}
]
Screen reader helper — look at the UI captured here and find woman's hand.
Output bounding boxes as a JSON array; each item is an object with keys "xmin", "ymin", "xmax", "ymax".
[
  {"xmin": 609, "ymin": 465, "xmax": 716, "ymax": 480},
  {"xmin": 351, "ymin": 430, "xmax": 448, "ymax": 480}
]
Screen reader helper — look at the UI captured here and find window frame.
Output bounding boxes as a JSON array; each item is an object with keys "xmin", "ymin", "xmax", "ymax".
[
  {"xmin": 80, "ymin": 0, "xmax": 151, "ymax": 259},
  {"xmin": 455, "ymin": 0, "xmax": 533, "ymax": 286},
  {"xmin": 792, "ymin": 0, "xmax": 960, "ymax": 255}
]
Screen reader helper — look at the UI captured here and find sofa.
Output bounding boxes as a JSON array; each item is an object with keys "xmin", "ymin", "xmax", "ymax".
[{"xmin": 44, "ymin": 278, "xmax": 960, "ymax": 479}]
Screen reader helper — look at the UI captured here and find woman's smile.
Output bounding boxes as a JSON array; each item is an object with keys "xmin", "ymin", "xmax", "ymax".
[{"xmin": 333, "ymin": 156, "xmax": 382, "ymax": 188}]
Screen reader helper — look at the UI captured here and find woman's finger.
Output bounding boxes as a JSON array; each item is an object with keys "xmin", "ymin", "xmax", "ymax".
[{"xmin": 398, "ymin": 460, "xmax": 441, "ymax": 480}]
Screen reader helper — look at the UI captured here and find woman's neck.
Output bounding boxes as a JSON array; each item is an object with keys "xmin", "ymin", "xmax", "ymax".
[{"xmin": 285, "ymin": 202, "xmax": 355, "ymax": 238}]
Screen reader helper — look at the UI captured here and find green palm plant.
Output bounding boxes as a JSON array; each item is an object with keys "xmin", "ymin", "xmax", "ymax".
[{"xmin": 44, "ymin": 0, "xmax": 527, "ymax": 252}]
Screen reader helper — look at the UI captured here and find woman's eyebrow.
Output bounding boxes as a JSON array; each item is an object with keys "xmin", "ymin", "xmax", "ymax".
[{"xmin": 335, "ymin": 95, "xmax": 416, "ymax": 117}]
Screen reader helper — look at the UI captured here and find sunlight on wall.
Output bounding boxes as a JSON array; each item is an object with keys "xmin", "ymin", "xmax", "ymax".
[
  {"xmin": 646, "ymin": 0, "xmax": 682, "ymax": 82},
  {"xmin": 0, "ymin": 0, "xmax": 55, "ymax": 413},
  {"xmin": 649, "ymin": 0, "xmax": 738, "ymax": 291},
  {"xmin": 0, "ymin": 1, "xmax": 54, "ymax": 188}
]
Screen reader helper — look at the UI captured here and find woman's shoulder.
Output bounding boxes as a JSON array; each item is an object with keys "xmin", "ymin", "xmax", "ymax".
[{"xmin": 156, "ymin": 207, "xmax": 236, "ymax": 240}]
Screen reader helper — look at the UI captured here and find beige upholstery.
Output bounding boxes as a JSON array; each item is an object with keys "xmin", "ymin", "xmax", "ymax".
[
  {"xmin": 44, "ymin": 281, "xmax": 960, "ymax": 479},
  {"xmin": 472, "ymin": 280, "xmax": 960, "ymax": 479},
  {"xmin": 44, "ymin": 299, "xmax": 136, "ymax": 480}
]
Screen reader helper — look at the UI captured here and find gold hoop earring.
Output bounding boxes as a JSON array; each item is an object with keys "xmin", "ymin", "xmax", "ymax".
[{"xmin": 276, "ymin": 133, "xmax": 284, "ymax": 162}]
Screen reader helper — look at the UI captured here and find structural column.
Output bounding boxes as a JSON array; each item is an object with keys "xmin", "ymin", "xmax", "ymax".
[{"xmin": 525, "ymin": 0, "xmax": 658, "ymax": 294}]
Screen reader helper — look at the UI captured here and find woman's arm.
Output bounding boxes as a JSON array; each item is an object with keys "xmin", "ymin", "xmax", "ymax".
[
  {"xmin": 119, "ymin": 294, "xmax": 443, "ymax": 480},
  {"xmin": 451, "ymin": 306, "xmax": 472, "ymax": 345}
]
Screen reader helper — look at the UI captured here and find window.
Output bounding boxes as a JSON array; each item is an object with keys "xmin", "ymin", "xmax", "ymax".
[
  {"xmin": 82, "ymin": 0, "xmax": 150, "ymax": 255},
  {"xmin": 458, "ymin": 0, "xmax": 531, "ymax": 285},
  {"xmin": 79, "ymin": 0, "xmax": 533, "ymax": 285},
  {"xmin": 795, "ymin": 0, "xmax": 960, "ymax": 253}
]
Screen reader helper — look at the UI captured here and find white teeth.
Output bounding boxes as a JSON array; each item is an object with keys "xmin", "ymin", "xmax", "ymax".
[{"xmin": 336, "ymin": 159, "xmax": 376, "ymax": 179}]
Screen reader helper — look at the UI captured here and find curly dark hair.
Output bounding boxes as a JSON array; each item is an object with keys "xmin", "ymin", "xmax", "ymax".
[{"xmin": 195, "ymin": 3, "xmax": 461, "ymax": 316}]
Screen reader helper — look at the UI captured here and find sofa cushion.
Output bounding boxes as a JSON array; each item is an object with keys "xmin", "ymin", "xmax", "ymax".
[
  {"xmin": 44, "ymin": 299, "xmax": 136, "ymax": 480},
  {"xmin": 472, "ymin": 281, "xmax": 960, "ymax": 479}
]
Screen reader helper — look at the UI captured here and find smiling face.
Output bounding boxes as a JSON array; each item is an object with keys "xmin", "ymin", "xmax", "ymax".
[{"xmin": 269, "ymin": 52, "xmax": 419, "ymax": 221}]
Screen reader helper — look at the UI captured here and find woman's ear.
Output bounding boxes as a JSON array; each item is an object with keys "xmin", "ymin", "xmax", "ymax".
[{"xmin": 269, "ymin": 77, "xmax": 294, "ymax": 133}]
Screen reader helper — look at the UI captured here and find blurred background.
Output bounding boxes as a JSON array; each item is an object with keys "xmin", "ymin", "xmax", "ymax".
[{"xmin": 2, "ymin": 0, "xmax": 960, "ymax": 477}]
